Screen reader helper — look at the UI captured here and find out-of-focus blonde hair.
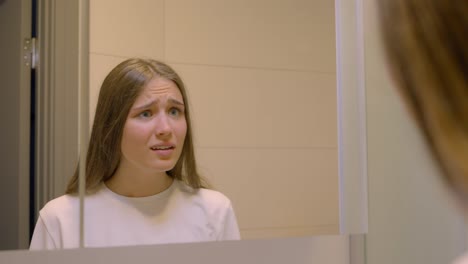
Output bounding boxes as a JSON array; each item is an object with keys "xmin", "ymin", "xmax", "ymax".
[{"xmin": 378, "ymin": 1, "xmax": 468, "ymax": 200}]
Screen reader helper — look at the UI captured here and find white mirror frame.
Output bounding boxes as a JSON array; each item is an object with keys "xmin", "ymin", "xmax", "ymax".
[{"xmin": 336, "ymin": 0, "xmax": 367, "ymax": 235}]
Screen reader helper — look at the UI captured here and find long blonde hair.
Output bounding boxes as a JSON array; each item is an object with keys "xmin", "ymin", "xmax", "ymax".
[
  {"xmin": 378, "ymin": 0, "xmax": 468, "ymax": 200},
  {"xmin": 66, "ymin": 58, "xmax": 207, "ymax": 194}
]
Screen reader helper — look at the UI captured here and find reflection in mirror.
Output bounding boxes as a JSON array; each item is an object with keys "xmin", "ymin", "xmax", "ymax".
[
  {"xmin": 31, "ymin": 0, "xmax": 339, "ymax": 250},
  {"xmin": 0, "ymin": 0, "xmax": 31, "ymax": 251},
  {"xmin": 30, "ymin": 58, "xmax": 242, "ymax": 250},
  {"xmin": 88, "ymin": 0, "xmax": 338, "ymax": 244},
  {"xmin": 2, "ymin": 0, "xmax": 340, "ymax": 251},
  {"xmin": 0, "ymin": 0, "xmax": 82, "ymax": 251}
]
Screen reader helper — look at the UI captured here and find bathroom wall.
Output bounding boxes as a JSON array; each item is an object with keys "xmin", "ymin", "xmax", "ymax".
[{"xmin": 89, "ymin": 0, "xmax": 339, "ymax": 239}]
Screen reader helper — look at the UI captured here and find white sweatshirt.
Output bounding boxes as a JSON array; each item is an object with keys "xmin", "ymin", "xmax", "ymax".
[{"xmin": 30, "ymin": 180, "xmax": 240, "ymax": 250}]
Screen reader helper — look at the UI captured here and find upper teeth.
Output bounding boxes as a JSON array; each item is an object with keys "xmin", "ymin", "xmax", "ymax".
[{"xmin": 153, "ymin": 146, "xmax": 171, "ymax": 150}]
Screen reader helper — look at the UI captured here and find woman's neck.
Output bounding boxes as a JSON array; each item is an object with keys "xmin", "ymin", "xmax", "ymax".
[{"xmin": 105, "ymin": 166, "xmax": 174, "ymax": 197}]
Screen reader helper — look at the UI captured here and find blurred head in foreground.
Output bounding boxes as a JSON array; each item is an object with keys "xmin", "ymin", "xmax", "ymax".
[{"xmin": 378, "ymin": 1, "xmax": 468, "ymax": 204}]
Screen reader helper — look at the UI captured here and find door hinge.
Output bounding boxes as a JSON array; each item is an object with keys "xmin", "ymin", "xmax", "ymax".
[{"xmin": 23, "ymin": 38, "xmax": 38, "ymax": 69}]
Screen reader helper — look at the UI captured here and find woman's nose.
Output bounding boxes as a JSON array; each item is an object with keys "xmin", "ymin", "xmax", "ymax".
[{"xmin": 154, "ymin": 114, "xmax": 171, "ymax": 137}]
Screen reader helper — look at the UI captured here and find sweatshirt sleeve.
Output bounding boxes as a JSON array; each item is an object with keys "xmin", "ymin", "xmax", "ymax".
[
  {"xmin": 218, "ymin": 202, "xmax": 241, "ymax": 241},
  {"xmin": 29, "ymin": 215, "xmax": 58, "ymax": 250}
]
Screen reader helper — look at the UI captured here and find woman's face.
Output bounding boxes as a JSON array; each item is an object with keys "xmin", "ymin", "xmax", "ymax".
[{"xmin": 119, "ymin": 77, "xmax": 187, "ymax": 176}]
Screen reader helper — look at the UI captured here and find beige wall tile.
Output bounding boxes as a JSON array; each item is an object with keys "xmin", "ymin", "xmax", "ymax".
[
  {"xmin": 90, "ymin": 0, "xmax": 165, "ymax": 59},
  {"xmin": 88, "ymin": 0, "xmax": 340, "ymax": 240},
  {"xmin": 172, "ymin": 63, "xmax": 337, "ymax": 148},
  {"xmin": 197, "ymin": 148, "xmax": 339, "ymax": 234},
  {"xmin": 89, "ymin": 54, "xmax": 127, "ymax": 124},
  {"xmin": 165, "ymin": 0, "xmax": 335, "ymax": 72}
]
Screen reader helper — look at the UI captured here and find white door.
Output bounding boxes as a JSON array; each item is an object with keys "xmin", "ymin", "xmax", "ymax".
[
  {"xmin": 0, "ymin": 0, "xmax": 32, "ymax": 250},
  {"xmin": 0, "ymin": 0, "xmax": 82, "ymax": 250}
]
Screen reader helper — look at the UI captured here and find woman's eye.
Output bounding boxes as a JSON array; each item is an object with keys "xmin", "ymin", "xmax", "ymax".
[
  {"xmin": 139, "ymin": 110, "xmax": 152, "ymax": 118},
  {"xmin": 169, "ymin": 108, "xmax": 181, "ymax": 117}
]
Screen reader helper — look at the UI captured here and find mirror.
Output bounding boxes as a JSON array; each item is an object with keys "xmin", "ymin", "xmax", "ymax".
[
  {"xmin": 0, "ymin": 0, "xmax": 33, "ymax": 250},
  {"xmin": 1, "ymin": 0, "xmax": 343, "ymax": 251},
  {"xmin": 0, "ymin": 0, "xmax": 83, "ymax": 250},
  {"xmin": 88, "ymin": 0, "xmax": 339, "ymax": 242}
]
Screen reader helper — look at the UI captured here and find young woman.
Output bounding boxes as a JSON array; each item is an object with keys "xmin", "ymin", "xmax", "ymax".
[
  {"xmin": 378, "ymin": 0, "xmax": 467, "ymax": 263},
  {"xmin": 30, "ymin": 58, "xmax": 240, "ymax": 249}
]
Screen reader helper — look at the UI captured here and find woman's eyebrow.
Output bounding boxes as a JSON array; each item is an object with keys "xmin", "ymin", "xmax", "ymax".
[
  {"xmin": 132, "ymin": 98, "xmax": 184, "ymax": 111},
  {"xmin": 133, "ymin": 99, "xmax": 157, "ymax": 111},
  {"xmin": 168, "ymin": 98, "xmax": 185, "ymax": 106}
]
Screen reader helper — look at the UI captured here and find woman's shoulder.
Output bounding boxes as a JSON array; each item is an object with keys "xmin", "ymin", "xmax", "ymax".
[
  {"xmin": 40, "ymin": 194, "xmax": 80, "ymax": 217},
  {"xmin": 175, "ymin": 180, "xmax": 233, "ymax": 209},
  {"xmin": 40, "ymin": 185, "xmax": 108, "ymax": 214}
]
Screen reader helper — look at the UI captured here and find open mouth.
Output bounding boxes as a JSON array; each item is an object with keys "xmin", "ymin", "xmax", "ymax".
[{"xmin": 150, "ymin": 146, "xmax": 174, "ymax": 151}]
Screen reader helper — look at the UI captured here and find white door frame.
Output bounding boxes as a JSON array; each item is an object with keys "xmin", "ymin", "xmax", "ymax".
[{"xmin": 34, "ymin": 0, "xmax": 85, "ymax": 221}]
